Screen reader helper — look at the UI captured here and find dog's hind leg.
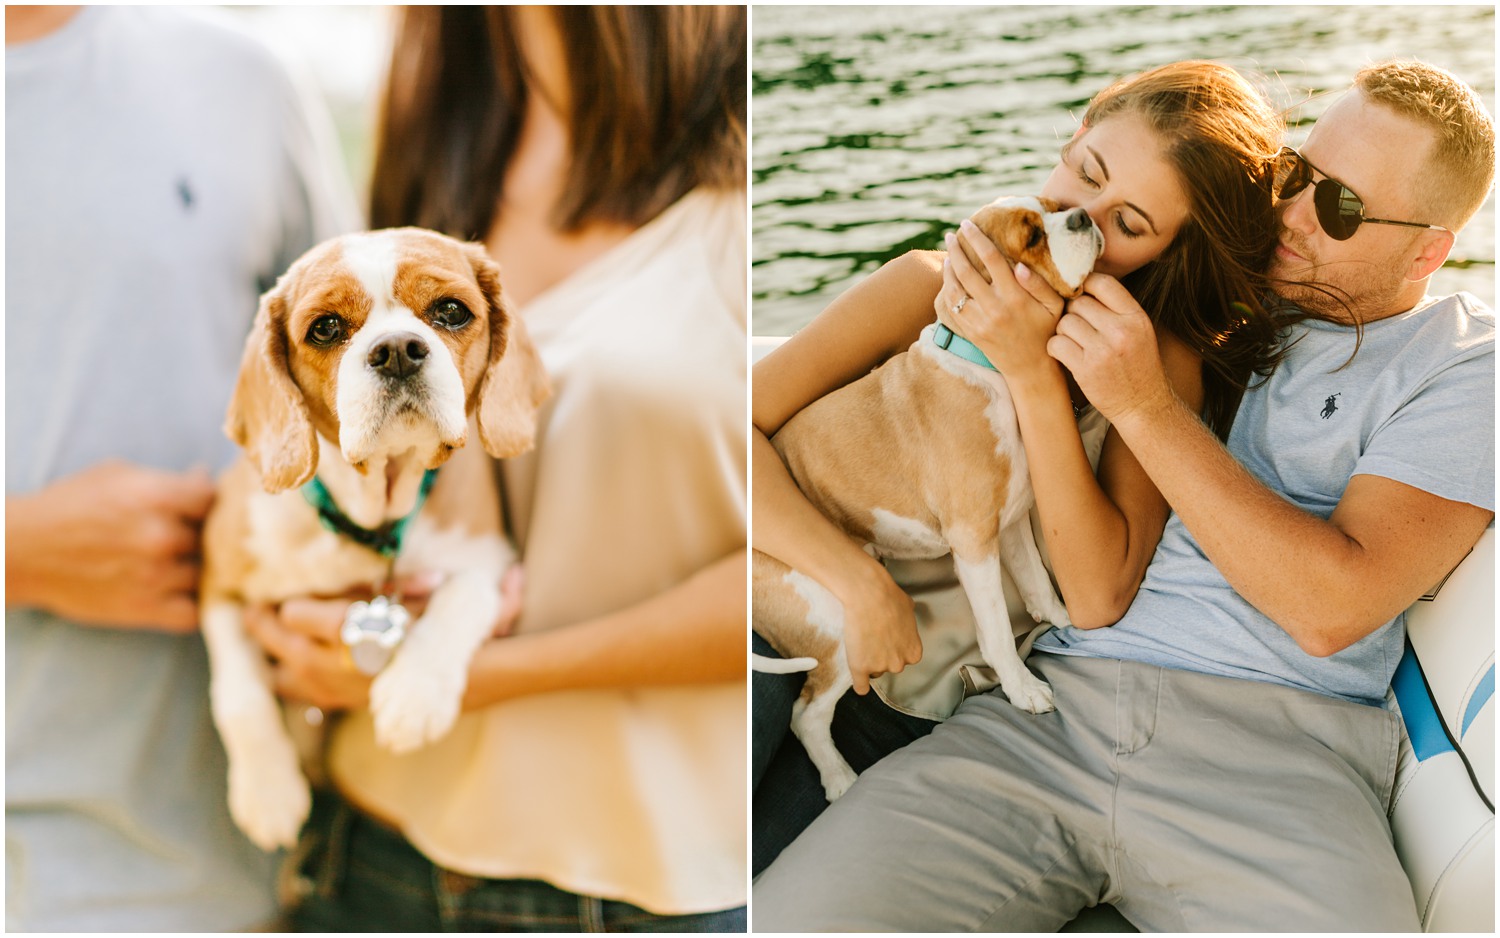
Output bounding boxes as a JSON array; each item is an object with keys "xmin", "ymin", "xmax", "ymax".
[
  {"xmin": 791, "ymin": 667, "xmax": 859, "ymax": 801},
  {"xmin": 950, "ymin": 541, "xmax": 1056, "ymax": 714},
  {"xmin": 756, "ymin": 555, "xmax": 861, "ymax": 800},
  {"xmin": 201, "ymin": 598, "xmax": 311, "ymax": 851},
  {"xmin": 999, "ymin": 517, "xmax": 1071, "ymax": 628}
]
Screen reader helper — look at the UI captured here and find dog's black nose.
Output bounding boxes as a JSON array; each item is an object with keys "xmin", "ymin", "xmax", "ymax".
[
  {"xmin": 1065, "ymin": 208, "xmax": 1093, "ymax": 232},
  {"xmin": 368, "ymin": 332, "xmax": 429, "ymax": 380}
]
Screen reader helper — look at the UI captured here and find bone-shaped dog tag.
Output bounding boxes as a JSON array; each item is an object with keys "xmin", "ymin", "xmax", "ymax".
[{"xmin": 340, "ymin": 595, "xmax": 411, "ymax": 676}]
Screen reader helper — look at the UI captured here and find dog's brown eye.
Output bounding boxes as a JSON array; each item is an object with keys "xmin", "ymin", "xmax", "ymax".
[
  {"xmin": 307, "ymin": 315, "xmax": 344, "ymax": 347},
  {"xmin": 430, "ymin": 299, "xmax": 473, "ymax": 331}
]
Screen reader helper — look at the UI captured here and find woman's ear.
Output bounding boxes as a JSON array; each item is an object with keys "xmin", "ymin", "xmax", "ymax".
[{"xmin": 224, "ymin": 286, "xmax": 318, "ymax": 492}]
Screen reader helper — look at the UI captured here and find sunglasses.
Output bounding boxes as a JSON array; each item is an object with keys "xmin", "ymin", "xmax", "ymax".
[{"xmin": 1272, "ymin": 147, "xmax": 1449, "ymax": 242}]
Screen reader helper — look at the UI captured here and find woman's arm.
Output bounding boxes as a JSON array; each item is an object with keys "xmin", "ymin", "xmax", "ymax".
[
  {"xmin": 245, "ymin": 551, "xmax": 746, "ymax": 712},
  {"xmin": 944, "ymin": 222, "xmax": 1202, "ymax": 627},
  {"xmin": 460, "ymin": 549, "xmax": 745, "ymax": 707},
  {"xmin": 753, "ymin": 250, "xmax": 945, "ymax": 692}
]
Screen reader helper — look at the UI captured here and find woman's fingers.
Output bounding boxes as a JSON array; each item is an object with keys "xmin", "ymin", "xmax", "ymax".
[
  {"xmin": 1013, "ymin": 263, "xmax": 1066, "ymax": 318},
  {"xmin": 953, "ymin": 221, "xmax": 1025, "ymax": 303},
  {"xmin": 244, "ymin": 603, "xmax": 303, "ymax": 660},
  {"xmin": 493, "ymin": 565, "xmax": 525, "ymax": 637},
  {"xmin": 275, "ymin": 597, "xmax": 349, "ymax": 643}
]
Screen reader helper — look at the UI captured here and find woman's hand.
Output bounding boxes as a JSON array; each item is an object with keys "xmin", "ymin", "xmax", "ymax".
[
  {"xmin": 835, "ymin": 559, "xmax": 922, "ymax": 696},
  {"xmin": 245, "ymin": 594, "xmax": 374, "ymax": 711},
  {"xmin": 1048, "ymin": 272, "xmax": 1174, "ymax": 423},
  {"xmin": 941, "ymin": 219, "xmax": 1067, "ymax": 386},
  {"xmin": 244, "ymin": 566, "xmax": 524, "ymax": 712}
]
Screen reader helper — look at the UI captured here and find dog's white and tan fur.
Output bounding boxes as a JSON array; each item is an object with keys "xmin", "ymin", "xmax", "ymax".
[
  {"xmin": 753, "ymin": 196, "xmax": 1104, "ymax": 801},
  {"xmin": 200, "ymin": 228, "xmax": 550, "ymax": 850}
]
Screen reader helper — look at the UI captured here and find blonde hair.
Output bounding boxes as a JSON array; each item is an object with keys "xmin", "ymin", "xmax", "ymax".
[{"xmin": 1354, "ymin": 60, "xmax": 1495, "ymax": 229}]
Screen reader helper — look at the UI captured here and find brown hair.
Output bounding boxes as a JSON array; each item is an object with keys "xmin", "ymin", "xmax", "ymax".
[
  {"xmin": 1354, "ymin": 59, "xmax": 1495, "ymax": 230},
  {"xmin": 1068, "ymin": 61, "xmax": 1286, "ymax": 438},
  {"xmin": 369, "ymin": 5, "xmax": 746, "ymax": 239}
]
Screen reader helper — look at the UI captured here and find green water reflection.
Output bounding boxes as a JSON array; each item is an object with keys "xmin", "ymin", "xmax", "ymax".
[{"xmin": 752, "ymin": 4, "xmax": 1497, "ymax": 334}]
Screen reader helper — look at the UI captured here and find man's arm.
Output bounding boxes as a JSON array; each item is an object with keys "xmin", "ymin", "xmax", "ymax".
[
  {"xmin": 1109, "ymin": 393, "xmax": 1489, "ymax": 654},
  {"xmin": 1051, "ymin": 275, "xmax": 1493, "ymax": 656}
]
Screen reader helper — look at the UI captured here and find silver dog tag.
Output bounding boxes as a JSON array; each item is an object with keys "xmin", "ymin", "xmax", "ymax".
[{"xmin": 340, "ymin": 595, "xmax": 411, "ymax": 676}]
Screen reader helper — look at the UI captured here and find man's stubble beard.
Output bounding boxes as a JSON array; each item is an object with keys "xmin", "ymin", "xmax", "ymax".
[{"xmin": 1268, "ymin": 241, "xmax": 1408, "ymax": 324}]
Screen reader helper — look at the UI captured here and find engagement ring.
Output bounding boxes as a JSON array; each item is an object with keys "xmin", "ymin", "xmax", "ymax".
[{"xmin": 952, "ymin": 295, "xmax": 968, "ymax": 315}]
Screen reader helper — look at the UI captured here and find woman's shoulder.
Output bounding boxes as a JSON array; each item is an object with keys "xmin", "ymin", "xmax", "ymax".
[
  {"xmin": 1157, "ymin": 328, "xmax": 1199, "ymax": 363},
  {"xmin": 1157, "ymin": 328, "xmax": 1206, "ymax": 409}
]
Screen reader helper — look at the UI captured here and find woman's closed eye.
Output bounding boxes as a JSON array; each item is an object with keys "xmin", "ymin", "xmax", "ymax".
[{"xmin": 1075, "ymin": 161, "xmax": 1143, "ymax": 240}]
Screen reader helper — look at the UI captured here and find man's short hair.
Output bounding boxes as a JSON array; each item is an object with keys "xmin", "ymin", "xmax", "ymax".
[{"xmin": 1354, "ymin": 60, "xmax": 1496, "ymax": 230}]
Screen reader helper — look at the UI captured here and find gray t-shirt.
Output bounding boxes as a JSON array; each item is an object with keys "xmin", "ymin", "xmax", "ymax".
[
  {"xmin": 5, "ymin": 7, "xmax": 355, "ymax": 931},
  {"xmin": 1036, "ymin": 292, "xmax": 1496, "ymax": 707}
]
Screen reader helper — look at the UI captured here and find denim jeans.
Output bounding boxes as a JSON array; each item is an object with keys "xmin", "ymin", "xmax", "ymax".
[
  {"xmin": 751, "ymin": 633, "xmax": 938, "ymax": 875},
  {"xmin": 283, "ymin": 789, "xmax": 747, "ymax": 932}
]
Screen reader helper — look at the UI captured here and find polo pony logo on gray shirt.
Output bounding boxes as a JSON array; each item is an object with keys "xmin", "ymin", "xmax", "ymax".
[{"xmin": 1320, "ymin": 393, "xmax": 1341, "ymax": 419}]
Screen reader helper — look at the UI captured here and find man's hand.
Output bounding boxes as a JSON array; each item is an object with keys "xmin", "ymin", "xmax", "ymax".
[{"xmin": 5, "ymin": 459, "xmax": 215, "ymax": 632}]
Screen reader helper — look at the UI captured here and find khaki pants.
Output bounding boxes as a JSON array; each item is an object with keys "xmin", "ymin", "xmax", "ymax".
[{"xmin": 752, "ymin": 654, "xmax": 1418, "ymax": 932}]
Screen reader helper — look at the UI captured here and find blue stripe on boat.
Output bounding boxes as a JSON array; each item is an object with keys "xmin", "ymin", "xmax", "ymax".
[
  {"xmin": 1461, "ymin": 664, "xmax": 1495, "ymax": 738},
  {"xmin": 1392, "ymin": 645, "xmax": 1455, "ymax": 762}
]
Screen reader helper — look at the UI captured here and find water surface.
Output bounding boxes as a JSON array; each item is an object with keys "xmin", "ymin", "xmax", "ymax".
[{"xmin": 752, "ymin": 4, "xmax": 1496, "ymax": 334}]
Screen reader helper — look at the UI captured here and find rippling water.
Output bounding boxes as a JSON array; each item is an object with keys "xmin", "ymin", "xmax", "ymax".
[{"xmin": 752, "ymin": 4, "xmax": 1497, "ymax": 334}]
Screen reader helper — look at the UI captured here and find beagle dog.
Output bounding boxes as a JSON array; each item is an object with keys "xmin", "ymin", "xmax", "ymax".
[
  {"xmin": 200, "ymin": 228, "xmax": 550, "ymax": 850},
  {"xmin": 753, "ymin": 197, "xmax": 1103, "ymax": 800}
]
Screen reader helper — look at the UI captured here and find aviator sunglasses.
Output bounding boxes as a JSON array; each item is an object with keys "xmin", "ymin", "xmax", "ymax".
[{"xmin": 1272, "ymin": 147, "xmax": 1450, "ymax": 242}]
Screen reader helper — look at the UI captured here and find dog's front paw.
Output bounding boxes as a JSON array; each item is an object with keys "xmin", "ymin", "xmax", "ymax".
[
  {"xmin": 369, "ymin": 655, "xmax": 465, "ymax": 754},
  {"xmin": 1028, "ymin": 597, "xmax": 1071, "ymax": 628},
  {"xmin": 227, "ymin": 737, "xmax": 311, "ymax": 851},
  {"xmin": 821, "ymin": 762, "xmax": 859, "ymax": 803},
  {"xmin": 1003, "ymin": 670, "xmax": 1056, "ymax": 714}
]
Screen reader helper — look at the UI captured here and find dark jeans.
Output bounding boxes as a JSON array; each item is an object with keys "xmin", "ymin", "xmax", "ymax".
[
  {"xmin": 751, "ymin": 633, "xmax": 938, "ymax": 875},
  {"xmin": 283, "ymin": 788, "xmax": 747, "ymax": 932}
]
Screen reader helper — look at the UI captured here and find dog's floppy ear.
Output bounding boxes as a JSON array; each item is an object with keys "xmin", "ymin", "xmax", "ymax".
[
  {"xmin": 466, "ymin": 244, "xmax": 551, "ymax": 459},
  {"xmin": 224, "ymin": 285, "xmax": 318, "ymax": 492}
]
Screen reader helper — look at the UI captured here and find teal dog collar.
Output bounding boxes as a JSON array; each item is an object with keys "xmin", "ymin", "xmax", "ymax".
[
  {"xmin": 301, "ymin": 468, "xmax": 438, "ymax": 559},
  {"xmin": 931, "ymin": 323, "xmax": 998, "ymax": 372}
]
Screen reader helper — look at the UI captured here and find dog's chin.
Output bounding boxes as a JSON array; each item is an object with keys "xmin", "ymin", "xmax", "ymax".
[{"xmin": 340, "ymin": 404, "xmax": 467, "ymax": 476}]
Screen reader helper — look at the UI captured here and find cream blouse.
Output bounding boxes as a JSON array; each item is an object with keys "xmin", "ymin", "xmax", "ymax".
[{"xmin": 328, "ymin": 188, "xmax": 748, "ymax": 914}]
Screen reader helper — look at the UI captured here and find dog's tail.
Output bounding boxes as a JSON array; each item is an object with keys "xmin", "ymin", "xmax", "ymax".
[{"xmin": 751, "ymin": 652, "xmax": 818, "ymax": 674}]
